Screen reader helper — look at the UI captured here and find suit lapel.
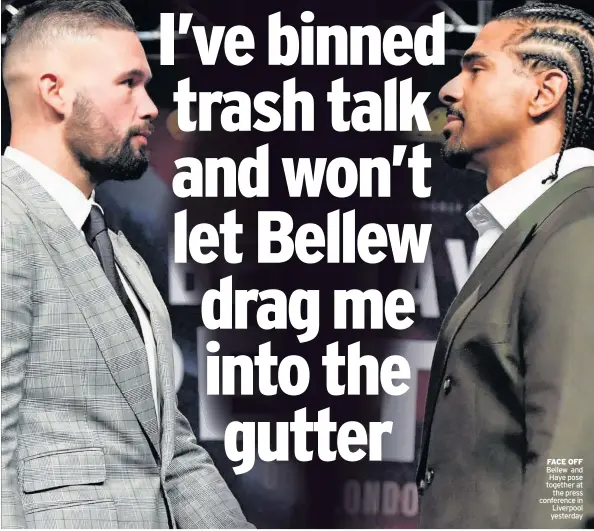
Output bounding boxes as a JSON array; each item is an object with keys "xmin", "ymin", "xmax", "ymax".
[
  {"xmin": 428, "ymin": 167, "xmax": 594, "ymax": 405},
  {"xmin": 417, "ymin": 167, "xmax": 594, "ymax": 482},
  {"xmin": 111, "ymin": 232, "xmax": 177, "ymax": 466},
  {"xmin": 433, "ymin": 216, "xmax": 536, "ymax": 382},
  {"xmin": 418, "ymin": 221, "xmax": 535, "ymax": 471},
  {"xmin": 2, "ymin": 160, "xmax": 161, "ymax": 455}
]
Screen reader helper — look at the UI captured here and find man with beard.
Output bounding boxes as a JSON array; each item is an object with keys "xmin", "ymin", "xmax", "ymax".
[
  {"xmin": 416, "ymin": 2, "xmax": 594, "ymax": 528},
  {"xmin": 1, "ymin": 1, "xmax": 252, "ymax": 528}
]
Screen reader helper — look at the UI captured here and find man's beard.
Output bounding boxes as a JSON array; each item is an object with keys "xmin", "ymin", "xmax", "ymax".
[
  {"xmin": 65, "ymin": 94, "xmax": 151, "ymax": 185},
  {"xmin": 440, "ymin": 131, "xmax": 473, "ymax": 169}
]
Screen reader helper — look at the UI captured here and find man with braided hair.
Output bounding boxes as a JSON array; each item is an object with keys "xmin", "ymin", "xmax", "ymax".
[{"xmin": 417, "ymin": 3, "xmax": 594, "ymax": 528}]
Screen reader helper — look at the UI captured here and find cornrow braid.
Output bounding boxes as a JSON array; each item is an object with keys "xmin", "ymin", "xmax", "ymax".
[
  {"xmin": 495, "ymin": 4, "xmax": 594, "ymax": 183},
  {"xmin": 580, "ymin": 100, "xmax": 594, "ymax": 147},
  {"xmin": 501, "ymin": 3, "xmax": 594, "ymax": 121},
  {"xmin": 497, "ymin": 2, "xmax": 594, "ymax": 44},
  {"xmin": 501, "ymin": 3, "xmax": 594, "ymax": 35},
  {"xmin": 522, "ymin": 29, "xmax": 593, "ymax": 150},
  {"xmin": 520, "ymin": 53, "xmax": 575, "ymax": 184}
]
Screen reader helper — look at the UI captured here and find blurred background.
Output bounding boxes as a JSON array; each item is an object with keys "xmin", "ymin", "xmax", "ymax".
[{"xmin": 2, "ymin": 0, "xmax": 593, "ymax": 527}]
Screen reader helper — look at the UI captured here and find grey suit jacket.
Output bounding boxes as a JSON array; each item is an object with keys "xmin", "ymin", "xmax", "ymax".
[
  {"xmin": 416, "ymin": 167, "xmax": 594, "ymax": 528},
  {"xmin": 1, "ymin": 158, "xmax": 253, "ymax": 529}
]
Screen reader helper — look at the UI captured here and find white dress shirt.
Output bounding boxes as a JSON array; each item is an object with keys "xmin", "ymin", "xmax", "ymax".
[
  {"xmin": 466, "ymin": 147, "xmax": 594, "ymax": 268},
  {"xmin": 4, "ymin": 146, "xmax": 160, "ymax": 427}
]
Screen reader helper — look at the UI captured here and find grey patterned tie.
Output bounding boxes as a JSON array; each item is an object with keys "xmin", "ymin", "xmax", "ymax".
[{"xmin": 83, "ymin": 205, "xmax": 143, "ymax": 337}]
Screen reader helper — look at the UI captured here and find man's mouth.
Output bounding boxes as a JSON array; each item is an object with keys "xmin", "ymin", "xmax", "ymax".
[
  {"xmin": 444, "ymin": 111, "xmax": 464, "ymax": 134},
  {"xmin": 446, "ymin": 106, "xmax": 464, "ymax": 120},
  {"xmin": 131, "ymin": 124, "xmax": 154, "ymax": 141},
  {"xmin": 443, "ymin": 119, "xmax": 462, "ymax": 134},
  {"xmin": 131, "ymin": 127, "xmax": 152, "ymax": 145}
]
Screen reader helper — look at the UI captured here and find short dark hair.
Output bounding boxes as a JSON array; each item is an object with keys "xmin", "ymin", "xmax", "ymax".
[
  {"xmin": 3, "ymin": 0, "xmax": 136, "ymax": 69},
  {"xmin": 495, "ymin": 3, "xmax": 594, "ymax": 183}
]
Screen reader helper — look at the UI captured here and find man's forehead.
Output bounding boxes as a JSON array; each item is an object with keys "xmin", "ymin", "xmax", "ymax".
[
  {"xmin": 471, "ymin": 20, "xmax": 525, "ymax": 53},
  {"xmin": 68, "ymin": 28, "xmax": 150, "ymax": 75}
]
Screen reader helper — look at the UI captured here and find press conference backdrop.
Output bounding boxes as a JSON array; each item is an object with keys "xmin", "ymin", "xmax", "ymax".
[
  {"xmin": 1, "ymin": 2, "xmax": 492, "ymax": 527},
  {"xmin": 92, "ymin": 102, "xmax": 485, "ymax": 529}
]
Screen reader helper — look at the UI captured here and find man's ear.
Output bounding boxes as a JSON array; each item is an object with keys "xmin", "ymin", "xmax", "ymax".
[
  {"xmin": 528, "ymin": 69, "xmax": 569, "ymax": 120},
  {"xmin": 38, "ymin": 72, "xmax": 71, "ymax": 117}
]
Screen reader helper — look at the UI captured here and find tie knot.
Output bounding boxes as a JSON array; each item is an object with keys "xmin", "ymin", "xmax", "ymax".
[{"xmin": 84, "ymin": 204, "xmax": 107, "ymax": 243}]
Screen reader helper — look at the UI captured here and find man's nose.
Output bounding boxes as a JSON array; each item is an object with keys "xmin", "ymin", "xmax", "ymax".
[
  {"xmin": 139, "ymin": 89, "xmax": 159, "ymax": 121},
  {"xmin": 439, "ymin": 76, "xmax": 462, "ymax": 106}
]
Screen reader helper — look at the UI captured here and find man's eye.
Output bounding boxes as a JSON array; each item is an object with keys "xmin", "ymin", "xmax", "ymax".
[
  {"xmin": 471, "ymin": 67, "xmax": 482, "ymax": 75},
  {"xmin": 122, "ymin": 79, "xmax": 135, "ymax": 87}
]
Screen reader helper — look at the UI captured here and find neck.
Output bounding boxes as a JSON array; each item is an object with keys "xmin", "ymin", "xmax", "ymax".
[
  {"xmin": 476, "ymin": 128, "xmax": 562, "ymax": 192},
  {"xmin": 9, "ymin": 126, "xmax": 94, "ymax": 198}
]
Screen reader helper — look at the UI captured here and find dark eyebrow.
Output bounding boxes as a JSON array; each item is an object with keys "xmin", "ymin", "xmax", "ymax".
[
  {"xmin": 122, "ymin": 68, "xmax": 153, "ymax": 84},
  {"xmin": 460, "ymin": 51, "xmax": 489, "ymax": 68}
]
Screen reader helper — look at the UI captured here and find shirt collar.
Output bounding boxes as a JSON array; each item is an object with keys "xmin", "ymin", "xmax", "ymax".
[
  {"xmin": 466, "ymin": 147, "xmax": 594, "ymax": 232},
  {"xmin": 4, "ymin": 146, "xmax": 102, "ymax": 230}
]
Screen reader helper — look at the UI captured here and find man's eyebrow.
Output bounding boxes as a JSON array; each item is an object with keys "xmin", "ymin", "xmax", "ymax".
[
  {"xmin": 460, "ymin": 51, "xmax": 489, "ymax": 68},
  {"xmin": 122, "ymin": 69, "xmax": 153, "ymax": 83}
]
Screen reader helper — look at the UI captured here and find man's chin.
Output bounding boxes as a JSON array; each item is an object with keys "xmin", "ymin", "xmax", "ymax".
[
  {"xmin": 84, "ymin": 156, "xmax": 149, "ymax": 185},
  {"xmin": 116, "ymin": 161, "xmax": 149, "ymax": 181},
  {"xmin": 440, "ymin": 140, "xmax": 473, "ymax": 170},
  {"xmin": 111, "ymin": 147, "xmax": 150, "ymax": 181},
  {"xmin": 441, "ymin": 149, "xmax": 472, "ymax": 170}
]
